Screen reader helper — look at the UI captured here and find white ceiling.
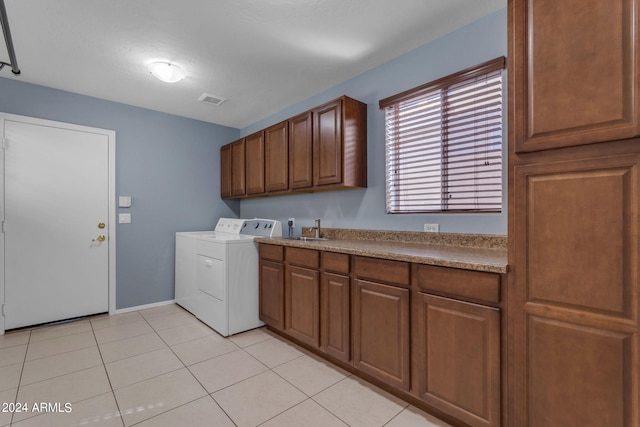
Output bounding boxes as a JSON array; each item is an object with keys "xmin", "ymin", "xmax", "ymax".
[{"xmin": 0, "ymin": 0, "xmax": 505, "ymax": 129}]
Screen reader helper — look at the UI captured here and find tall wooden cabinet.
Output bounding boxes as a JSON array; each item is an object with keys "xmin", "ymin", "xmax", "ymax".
[{"xmin": 509, "ymin": 1, "xmax": 640, "ymax": 425}]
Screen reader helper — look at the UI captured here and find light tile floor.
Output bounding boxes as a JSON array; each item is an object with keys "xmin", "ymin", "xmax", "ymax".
[{"xmin": 0, "ymin": 304, "xmax": 453, "ymax": 427}]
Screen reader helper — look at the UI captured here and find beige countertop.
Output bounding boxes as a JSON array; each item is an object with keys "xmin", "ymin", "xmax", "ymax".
[{"xmin": 256, "ymin": 228, "xmax": 508, "ymax": 274}]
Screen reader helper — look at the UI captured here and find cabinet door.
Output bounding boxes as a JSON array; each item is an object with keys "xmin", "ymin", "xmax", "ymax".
[
  {"xmin": 265, "ymin": 121, "xmax": 289, "ymax": 192},
  {"xmin": 230, "ymin": 139, "xmax": 245, "ymax": 196},
  {"xmin": 510, "ymin": 154, "xmax": 639, "ymax": 427},
  {"xmin": 512, "ymin": 0, "xmax": 640, "ymax": 152},
  {"xmin": 415, "ymin": 293, "xmax": 500, "ymax": 427},
  {"xmin": 220, "ymin": 144, "xmax": 231, "ymax": 199},
  {"xmin": 285, "ymin": 265, "xmax": 320, "ymax": 347},
  {"xmin": 321, "ymin": 272, "xmax": 350, "ymax": 363},
  {"xmin": 313, "ymin": 99, "xmax": 342, "ymax": 186},
  {"xmin": 259, "ymin": 260, "xmax": 284, "ymax": 330},
  {"xmin": 352, "ymin": 279, "xmax": 410, "ymax": 390},
  {"xmin": 245, "ymin": 131, "xmax": 265, "ymax": 195},
  {"xmin": 289, "ymin": 111, "xmax": 313, "ymax": 189}
]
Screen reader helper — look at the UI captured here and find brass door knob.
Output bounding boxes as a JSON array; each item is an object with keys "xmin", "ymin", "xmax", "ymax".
[
  {"xmin": 92, "ymin": 235, "xmax": 106, "ymax": 242},
  {"xmin": 98, "ymin": 222, "xmax": 106, "ymax": 229}
]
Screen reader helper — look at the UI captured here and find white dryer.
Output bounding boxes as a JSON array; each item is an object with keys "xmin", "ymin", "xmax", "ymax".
[{"xmin": 175, "ymin": 218, "xmax": 282, "ymax": 336}]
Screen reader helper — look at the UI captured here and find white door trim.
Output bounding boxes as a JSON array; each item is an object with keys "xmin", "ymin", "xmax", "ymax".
[{"xmin": 0, "ymin": 113, "xmax": 117, "ymax": 335}]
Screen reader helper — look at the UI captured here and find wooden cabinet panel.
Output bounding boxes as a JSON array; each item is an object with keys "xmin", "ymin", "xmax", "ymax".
[
  {"xmin": 510, "ymin": 153, "xmax": 640, "ymax": 426},
  {"xmin": 289, "ymin": 111, "xmax": 313, "ymax": 189},
  {"xmin": 245, "ymin": 131, "xmax": 265, "ymax": 195},
  {"xmin": 321, "ymin": 252, "xmax": 349, "ymax": 275},
  {"xmin": 259, "ymin": 243, "xmax": 283, "ymax": 262},
  {"xmin": 415, "ymin": 293, "xmax": 500, "ymax": 427},
  {"xmin": 512, "ymin": 0, "xmax": 640, "ymax": 152},
  {"xmin": 220, "ymin": 95, "xmax": 366, "ymax": 199},
  {"xmin": 414, "ymin": 264, "xmax": 501, "ymax": 305},
  {"xmin": 259, "ymin": 260, "xmax": 284, "ymax": 330},
  {"xmin": 321, "ymin": 272, "xmax": 350, "ymax": 363},
  {"xmin": 230, "ymin": 139, "xmax": 245, "ymax": 196},
  {"xmin": 313, "ymin": 99, "xmax": 343, "ymax": 186},
  {"xmin": 285, "ymin": 265, "xmax": 320, "ymax": 347},
  {"xmin": 265, "ymin": 121, "xmax": 289, "ymax": 192},
  {"xmin": 526, "ymin": 316, "xmax": 632, "ymax": 427},
  {"xmin": 353, "ymin": 279, "xmax": 410, "ymax": 390},
  {"xmin": 354, "ymin": 256, "xmax": 409, "ymax": 287},
  {"xmin": 220, "ymin": 144, "xmax": 231, "ymax": 198},
  {"xmin": 515, "ymin": 155, "xmax": 638, "ymax": 319},
  {"xmin": 285, "ymin": 247, "xmax": 319, "ymax": 269}
]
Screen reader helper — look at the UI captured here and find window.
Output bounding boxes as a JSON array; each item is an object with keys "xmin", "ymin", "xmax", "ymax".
[{"xmin": 379, "ymin": 57, "xmax": 505, "ymax": 213}]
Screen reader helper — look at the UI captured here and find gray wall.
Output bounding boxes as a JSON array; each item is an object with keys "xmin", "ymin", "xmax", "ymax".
[
  {"xmin": 0, "ymin": 78, "xmax": 240, "ymax": 309},
  {"xmin": 240, "ymin": 8, "xmax": 507, "ymax": 235},
  {"xmin": 0, "ymin": 7, "xmax": 506, "ymax": 310}
]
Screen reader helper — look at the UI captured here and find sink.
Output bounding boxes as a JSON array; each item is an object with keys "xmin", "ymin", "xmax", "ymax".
[{"xmin": 284, "ymin": 236, "xmax": 330, "ymax": 242}]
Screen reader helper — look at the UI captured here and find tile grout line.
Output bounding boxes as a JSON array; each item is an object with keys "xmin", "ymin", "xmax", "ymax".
[
  {"xmin": 90, "ymin": 314, "xmax": 125, "ymax": 427},
  {"xmin": 117, "ymin": 308, "xmax": 232, "ymax": 426},
  {"xmin": 8, "ymin": 329, "xmax": 31, "ymax": 427}
]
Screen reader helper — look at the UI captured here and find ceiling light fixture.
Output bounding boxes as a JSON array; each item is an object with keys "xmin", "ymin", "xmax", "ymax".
[{"xmin": 148, "ymin": 62, "xmax": 186, "ymax": 83}]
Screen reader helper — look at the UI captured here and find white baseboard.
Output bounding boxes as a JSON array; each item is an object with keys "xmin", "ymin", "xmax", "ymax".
[{"xmin": 111, "ymin": 300, "xmax": 176, "ymax": 315}]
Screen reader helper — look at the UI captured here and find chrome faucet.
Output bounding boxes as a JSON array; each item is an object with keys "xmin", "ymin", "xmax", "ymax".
[{"xmin": 311, "ymin": 219, "xmax": 321, "ymax": 238}]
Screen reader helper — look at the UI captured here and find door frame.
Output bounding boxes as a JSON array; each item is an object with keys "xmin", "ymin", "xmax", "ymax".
[{"xmin": 0, "ymin": 113, "xmax": 117, "ymax": 334}]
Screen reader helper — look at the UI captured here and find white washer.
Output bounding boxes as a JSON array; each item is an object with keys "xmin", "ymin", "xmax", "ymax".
[{"xmin": 175, "ymin": 218, "xmax": 282, "ymax": 336}]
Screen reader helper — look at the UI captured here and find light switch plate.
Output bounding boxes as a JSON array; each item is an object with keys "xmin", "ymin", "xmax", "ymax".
[
  {"xmin": 118, "ymin": 196, "xmax": 132, "ymax": 208},
  {"xmin": 119, "ymin": 213, "xmax": 131, "ymax": 224},
  {"xmin": 424, "ymin": 223, "xmax": 439, "ymax": 232}
]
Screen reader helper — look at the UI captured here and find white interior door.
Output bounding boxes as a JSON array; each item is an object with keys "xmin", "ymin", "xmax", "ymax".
[{"xmin": 2, "ymin": 115, "xmax": 114, "ymax": 330}]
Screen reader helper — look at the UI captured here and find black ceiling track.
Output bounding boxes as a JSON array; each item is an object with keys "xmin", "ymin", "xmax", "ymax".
[{"xmin": 0, "ymin": 0, "xmax": 20, "ymax": 75}]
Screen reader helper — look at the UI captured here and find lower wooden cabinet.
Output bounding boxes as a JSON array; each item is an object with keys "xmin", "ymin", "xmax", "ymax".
[
  {"xmin": 321, "ymin": 272, "xmax": 350, "ymax": 362},
  {"xmin": 415, "ymin": 293, "xmax": 500, "ymax": 427},
  {"xmin": 259, "ymin": 244, "xmax": 285, "ymax": 330},
  {"xmin": 285, "ymin": 265, "xmax": 320, "ymax": 347},
  {"xmin": 258, "ymin": 259, "xmax": 284, "ymax": 330},
  {"xmin": 258, "ymin": 243, "xmax": 505, "ymax": 426},
  {"xmin": 352, "ymin": 278, "xmax": 410, "ymax": 391}
]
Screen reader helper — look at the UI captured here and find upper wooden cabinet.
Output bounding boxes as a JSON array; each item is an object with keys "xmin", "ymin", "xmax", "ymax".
[
  {"xmin": 316, "ymin": 96, "xmax": 367, "ymax": 188},
  {"xmin": 220, "ymin": 144, "xmax": 231, "ymax": 198},
  {"xmin": 314, "ymin": 99, "xmax": 343, "ymax": 186},
  {"xmin": 289, "ymin": 111, "xmax": 313, "ymax": 189},
  {"xmin": 220, "ymin": 95, "xmax": 367, "ymax": 199},
  {"xmin": 511, "ymin": 0, "xmax": 640, "ymax": 152},
  {"xmin": 245, "ymin": 131, "xmax": 265, "ymax": 195},
  {"xmin": 265, "ymin": 121, "xmax": 289, "ymax": 192},
  {"xmin": 230, "ymin": 139, "xmax": 245, "ymax": 197}
]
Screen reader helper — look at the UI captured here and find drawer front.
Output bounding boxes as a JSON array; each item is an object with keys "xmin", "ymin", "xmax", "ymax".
[
  {"xmin": 415, "ymin": 264, "xmax": 501, "ymax": 304},
  {"xmin": 354, "ymin": 256, "xmax": 410, "ymax": 288},
  {"xmin": 286, "ymin": 247, "xmax": 319, "ymax": 268},
  {"xmin": 259, "ymin": 243, "xmax": 283, "ymax": 262},
  {"xmin": 321, "ymin": 252, "xmax": 350, "ymax": 274}
]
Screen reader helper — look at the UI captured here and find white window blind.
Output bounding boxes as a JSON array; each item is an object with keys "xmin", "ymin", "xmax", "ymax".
[{"xmin": 380, "ymin": 57, "xmax": 505, "ymax": 213}]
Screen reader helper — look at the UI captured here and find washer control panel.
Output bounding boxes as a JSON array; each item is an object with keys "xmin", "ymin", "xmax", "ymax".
[{"xmin": 214, "ymin": 218, "xmax": 282, "ymax": 237}]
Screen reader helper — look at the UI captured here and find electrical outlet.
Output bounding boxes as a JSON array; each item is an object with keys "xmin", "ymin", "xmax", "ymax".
[
  {"xmin": 424, "ymin": 223, "xmax": 439, "ymax": 233},
  {"xmin": 288, "ymin": 218, "xmax": 295, "ymax": 228}
]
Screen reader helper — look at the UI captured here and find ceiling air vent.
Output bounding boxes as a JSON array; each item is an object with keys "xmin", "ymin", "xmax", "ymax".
[{"xmin": 198, "ymin": 93, "xmax": 227, "ymax": 106}]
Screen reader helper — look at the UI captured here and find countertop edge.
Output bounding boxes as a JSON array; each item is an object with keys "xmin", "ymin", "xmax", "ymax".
[{"xmin": 255, "ymin": 237, "xmax": 508, "ymax": 274}]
